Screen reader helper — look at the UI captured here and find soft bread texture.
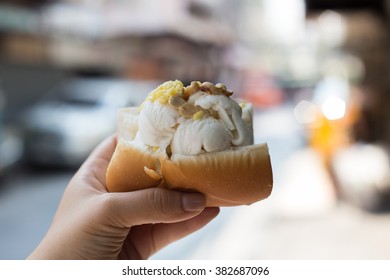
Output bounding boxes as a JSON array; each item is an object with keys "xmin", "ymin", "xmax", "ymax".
[
  {"xmin": 106, "ymin": 139, "xmax": 273, "ymax": 207},
  {"xmin": 162, "ymin": 144, "xmax": 273, "ymax": 206},
  {"xmin": 106, "ymin": 141, "xmax": 161, "ymax": 192}
]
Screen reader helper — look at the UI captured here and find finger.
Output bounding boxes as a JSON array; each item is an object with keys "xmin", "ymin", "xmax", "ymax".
[
  {"xmin": 106, "ymin": 188, "xmax": 207, "ymax": 227},
  {"xmin": 138, "ymin": 207, "xmax": 220, "ymax": 258},
  {"xmin": 85, "ymin": 134, "xmax": 117, "ymax": 167},
  {"xmin": 78, "ymin": 134, "xmax": 117, "ymax": 189}
]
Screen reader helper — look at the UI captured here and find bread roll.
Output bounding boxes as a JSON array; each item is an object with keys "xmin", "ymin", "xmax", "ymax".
[{"xmin": 105, "ymin": 80, "xmax": 273, "ymax": 207}]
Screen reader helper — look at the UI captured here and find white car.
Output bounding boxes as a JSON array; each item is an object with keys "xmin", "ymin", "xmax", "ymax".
[{"xmin": 22, "ymin": 78, "xmax": 157, "ymax": 167}]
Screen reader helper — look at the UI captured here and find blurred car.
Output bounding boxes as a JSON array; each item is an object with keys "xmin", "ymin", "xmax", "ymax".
[{"xmin": 21, "ymin": 77, "xmax": 158, "ymax": 167}]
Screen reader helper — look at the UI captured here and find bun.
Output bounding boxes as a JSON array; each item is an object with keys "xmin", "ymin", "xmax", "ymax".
[
  {"xmin": 106, "ymin": 140, "xmax": 161, "ymax": 192},
  {"xmin": 105, "ymin": 81, "xmax": 273, "ymax": 207},
  {"xmin": 161, "ymin": 143, "xmax": 272, "ymax": 206},
  {"xmin": 106, "ymin": 130, "xmax": 273, "ymax": 207}
]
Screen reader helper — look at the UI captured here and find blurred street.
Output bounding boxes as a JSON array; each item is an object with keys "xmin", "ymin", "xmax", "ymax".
[{"xmin": 0, "ymin": 168, "xmax": 73, "ymax": 259}]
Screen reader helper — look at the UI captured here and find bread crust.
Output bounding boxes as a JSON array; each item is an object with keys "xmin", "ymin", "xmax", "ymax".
[
  {"xmin": 106, "ymin": 141, "xmax": 161, "ymax": 192},
  {"xmin": 162, "ymin": 144, "xmax": 272, "ymax": 206},
  {"xmin": 106, "ymin": 140, "xmax": 273, "ymax": 206}
]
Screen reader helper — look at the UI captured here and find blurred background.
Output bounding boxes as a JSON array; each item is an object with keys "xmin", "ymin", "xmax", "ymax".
[{"xmin": 1, "ymin": 0, "xmax": 390, "ymax": 259}]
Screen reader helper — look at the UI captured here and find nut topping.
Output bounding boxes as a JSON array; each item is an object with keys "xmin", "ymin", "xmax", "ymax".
[
  {"xmin": 215, "ymin": 83, "xmax": 227, "ymax": 91},
  {"xmin": 183, "ymin": 81, "xmax": 201, "ymax": 99},
  {"xmin": 168, "ymin": 95, "xmax": 186, "ymax": 107},
  {"xmin": 178, "ymin": 103, "xmax": 198, "ymax": 117}
]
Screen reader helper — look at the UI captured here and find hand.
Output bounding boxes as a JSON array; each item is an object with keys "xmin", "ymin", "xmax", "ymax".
[{"xmin": 28, "ymin": 135, "xmax": 219, "ymax": 259}]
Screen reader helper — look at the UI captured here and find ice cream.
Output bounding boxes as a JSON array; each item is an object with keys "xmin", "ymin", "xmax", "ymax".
[
  {"xmin": 106, "ymin": 80, "xmax": 273, "ymax": 206},
  {"xmin": 134, "ymin": 80, "xmax": 254, "ymax": 159}
]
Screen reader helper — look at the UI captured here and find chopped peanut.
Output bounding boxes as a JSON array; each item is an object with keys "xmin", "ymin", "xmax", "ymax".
[
  {"xmin": 168, "ymin": 95, "xmax": 186, "ymax": 107},
  {"xmin": 179, "ymin": 103, "xmax": 197, "ymax": 117}
]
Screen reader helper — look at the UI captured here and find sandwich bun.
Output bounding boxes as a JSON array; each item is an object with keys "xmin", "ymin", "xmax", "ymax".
[
  {"xmin": 105, "ymin": 80, "xmax": 273, "ymax": 207},
  {"xmin": 161, "ymin": 143, "xmax": 272, "ymax": 206},
  {"xmin": 106, "ymin": 122, "xmax": 273, "ymax": 206}
]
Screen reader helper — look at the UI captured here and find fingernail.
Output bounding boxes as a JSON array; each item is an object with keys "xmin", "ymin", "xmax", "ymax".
[{"xmin": 182, "ymin": 193, "xmax": 206, "ymax": 212}]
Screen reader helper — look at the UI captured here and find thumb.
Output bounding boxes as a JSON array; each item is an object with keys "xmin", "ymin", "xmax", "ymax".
[{"xmin": 105, "ymin": 188, "xmax": 206, "ymax": 227}]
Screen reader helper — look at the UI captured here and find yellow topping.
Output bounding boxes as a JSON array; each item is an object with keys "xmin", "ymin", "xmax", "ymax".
[
  {"xmin": 146, "ymin": 80, "xmax": 184, "ymax": 104},
  {"xmin": 158, "ymin": 95, "xmax": 169, "ymax": 104},
  {"xmin": 152, "ymin": 146, "xmax": 159, "ymax": 152},
  {"xmin": 140, "ymin": 80, "xmax": 234, "ymax": 111},
  {"xmin": 193, "ymin": 110, "xmax": 204, "ymax": 120}
]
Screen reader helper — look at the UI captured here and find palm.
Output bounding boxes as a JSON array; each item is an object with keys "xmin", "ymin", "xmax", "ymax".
[{"xmin": 28, "ymin": 135, "xmax": 219, "ymax": 260}]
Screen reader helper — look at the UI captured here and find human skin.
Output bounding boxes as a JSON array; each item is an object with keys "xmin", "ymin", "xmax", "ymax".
[{"xmin": 28, "ymin": 135, "xmax": 219, "ymax": 259}]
